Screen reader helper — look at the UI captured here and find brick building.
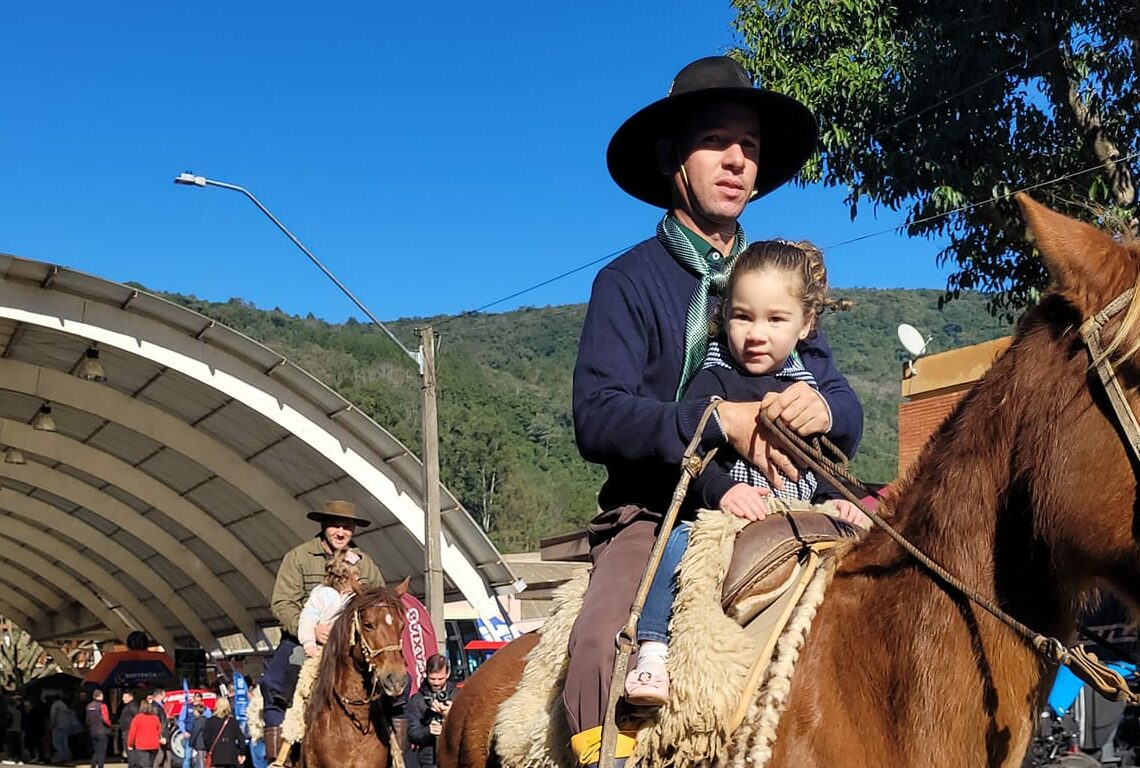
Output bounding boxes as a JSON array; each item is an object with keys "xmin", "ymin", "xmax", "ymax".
[{"xmin": 897, "ymin": 336, "xmax": 1011, "ymax": 477}]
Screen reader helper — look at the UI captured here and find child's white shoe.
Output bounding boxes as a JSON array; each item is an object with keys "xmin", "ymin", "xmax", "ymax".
[{"xmin": 624, "ymin": 658, "xmax": 670, "ymax": 707}]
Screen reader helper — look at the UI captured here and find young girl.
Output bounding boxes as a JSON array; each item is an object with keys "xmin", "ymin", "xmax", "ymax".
[
  {"xmin": 624, "ymin": 239, "xmax": 869, "ymax": 707},
  {"xmin": 274, "ymin": 551, "xmax": 361, "ymax": 764}
]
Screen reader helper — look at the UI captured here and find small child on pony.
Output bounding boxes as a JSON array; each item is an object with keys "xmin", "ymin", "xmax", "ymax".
[{"xmin": 273, "ymin": 550, "xmax": 361, "ymax": 765}]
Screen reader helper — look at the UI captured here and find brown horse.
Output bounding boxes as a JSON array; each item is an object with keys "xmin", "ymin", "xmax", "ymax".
[
  {"xmin": 440, "ymin": 195, "xmax": 1140, "ymax": 768},
  {"xmin": 304, "ymin": 579, "xmax": 409, "ymax": 768}
]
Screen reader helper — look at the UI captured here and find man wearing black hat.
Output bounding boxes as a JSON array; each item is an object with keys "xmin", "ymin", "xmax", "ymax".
[
  {"xmin": 261, "ymin": 499, "xmax": 386, "ymax": 760},
  {"xmin": 566, "ymin": 56, "xmax": 863, "ymax": 766}
]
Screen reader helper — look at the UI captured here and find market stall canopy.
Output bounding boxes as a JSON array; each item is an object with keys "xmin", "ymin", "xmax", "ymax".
[
  {"xmin": 0, "ymin": 253, "xmax": 519, "ymax": 653},
  {"xmin": 82, "ymin": 650, "xmax": 174, "ymax": 690}
]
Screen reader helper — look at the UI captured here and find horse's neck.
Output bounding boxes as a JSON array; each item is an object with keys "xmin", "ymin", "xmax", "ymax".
[
  {"xmin": 335, "ymin": 658, "xmax": 373, "ymax": 701},
  {"xmin": 783, "ymin": 359, "xmax": 1073, "ymax": 765}
]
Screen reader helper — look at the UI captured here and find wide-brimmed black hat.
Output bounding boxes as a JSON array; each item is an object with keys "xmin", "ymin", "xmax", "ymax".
[
  {"xmin": 607, "ymin": 56, "xmax": 818, "ymax": 209},
  {"xmin": 307, "ymin": 499, "xmax": 373, "ymax": 528}
]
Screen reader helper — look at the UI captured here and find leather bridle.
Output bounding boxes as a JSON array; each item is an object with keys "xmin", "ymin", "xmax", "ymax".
[{"xmin": 335, "ymin": 604, "xmax": 405, "ymax": 733}]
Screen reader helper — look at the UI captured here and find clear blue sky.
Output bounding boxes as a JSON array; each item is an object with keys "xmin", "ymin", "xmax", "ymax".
[{"xmin": 0, "ymin": 2, "xmax": 953, "ymax": 324}]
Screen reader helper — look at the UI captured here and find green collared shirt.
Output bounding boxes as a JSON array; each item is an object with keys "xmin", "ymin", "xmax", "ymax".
[{"xmin": 670, "ymin": 215, "xmax": 737, "ymax": 268}]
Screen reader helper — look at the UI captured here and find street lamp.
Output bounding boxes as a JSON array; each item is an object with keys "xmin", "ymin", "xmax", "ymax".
[{"xmin": 174, "ymin": 171, "xmax": 446, "ymax": 651}]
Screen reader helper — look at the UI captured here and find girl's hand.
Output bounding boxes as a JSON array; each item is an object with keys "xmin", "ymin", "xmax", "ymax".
[
  {"xmin": 760, "ymin": 383, "xmax": 831, "ymax": 436},
  {"xmin": 719, "ymin": 483, "xmax": 771, "ymax": 521},
  {"xmin": 827, "ymin": 500, "xmax": 871, "ymax": 530},
  {"xmin": 304, "ymin": 643, "xmax": 319, "ymax": 658}
]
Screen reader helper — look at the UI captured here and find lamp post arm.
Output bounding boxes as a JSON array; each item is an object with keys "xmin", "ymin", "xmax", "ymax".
[{"xmin": 197, "ymin": 177, "xmax": 421, "ymax": 370}]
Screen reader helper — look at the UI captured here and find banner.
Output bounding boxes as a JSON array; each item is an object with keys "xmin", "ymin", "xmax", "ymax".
[
  {"xmin": 232, "ymin": 672, "xmax": 248, "ymax": 724},
  {"xmin": 400, "ymin": 593, "xmax": 438, "ymax": 692}
]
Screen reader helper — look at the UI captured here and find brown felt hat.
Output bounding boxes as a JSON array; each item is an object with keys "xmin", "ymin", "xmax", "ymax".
[
  {"xmin": 607, "ymin": 56, "xmax": 818, "ymax": 209},
  {"xmin": 307, "ymin": 499, "xmax": 373, "ymax": 528}
]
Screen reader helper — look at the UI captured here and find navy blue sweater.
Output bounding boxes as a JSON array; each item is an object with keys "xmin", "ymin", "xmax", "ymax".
[{"xmin": 573, "ymin": 236, "xmax": 863, "ymax": 515}]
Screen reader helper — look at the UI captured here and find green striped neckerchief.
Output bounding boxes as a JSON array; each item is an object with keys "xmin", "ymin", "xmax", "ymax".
[{"xmin": 657, "ymin": 214, "xmax": 747, "ymax": 399}]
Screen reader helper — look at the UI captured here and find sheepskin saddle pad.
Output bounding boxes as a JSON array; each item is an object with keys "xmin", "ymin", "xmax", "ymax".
[{"xmin": 493, "ymin": 505, "xmax": 859, "ymax": 768}]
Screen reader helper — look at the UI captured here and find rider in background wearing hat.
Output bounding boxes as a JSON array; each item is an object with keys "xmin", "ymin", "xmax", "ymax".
[
  {"xmin": 261, "ymin": 500, "xmax": 386, "ymax": 762},
  {"xmin": 567, "ymin": 56, "xmax": 863, "ymax": 767}
]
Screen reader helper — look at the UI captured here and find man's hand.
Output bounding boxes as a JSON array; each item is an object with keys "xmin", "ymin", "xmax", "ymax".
[
  {"xmin": 716, "ymin": 400, "xmax": 798, "ymax": 487},
  {"xmin": 719, "ymin": 483, "xmax": 770, "ymax": 521},
  {"xmin": 760, "ymin": 383, "xmax": 831, "ymax": 437},
  {"xmin": 429, "ymin": 720, "xmax": 443, "ymax": 736},
  {"xmin": 314, "ymin": 623, "xmax": 332, "ymax": 644}
]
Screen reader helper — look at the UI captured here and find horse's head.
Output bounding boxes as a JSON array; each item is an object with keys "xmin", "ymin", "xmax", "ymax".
[
  {"xmin": 1013, "ymin": 194, "xmax": 1140, "ymax": 610},
  {"xmin": 348, "ymin": 577, "xmax": 410, "ymax": 698}
]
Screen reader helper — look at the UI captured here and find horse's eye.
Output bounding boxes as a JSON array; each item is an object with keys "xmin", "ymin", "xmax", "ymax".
[{"xmin": 363, "ymin": 622, "xmax": 374, "ymax": 631}]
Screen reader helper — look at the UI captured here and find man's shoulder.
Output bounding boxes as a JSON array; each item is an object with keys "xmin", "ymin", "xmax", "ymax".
[
  {"xmin": 604, "ymin": 236, "xmax": 668, "ymax": 275},
  {"xmin": 282, "ymin": 537, "xmax": 323, "ymax": 561}
]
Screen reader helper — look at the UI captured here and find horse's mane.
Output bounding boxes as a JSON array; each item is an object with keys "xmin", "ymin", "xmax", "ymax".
[{"xmin": 306, "ymin": 584, "xmax": 406, "ymax": 731}]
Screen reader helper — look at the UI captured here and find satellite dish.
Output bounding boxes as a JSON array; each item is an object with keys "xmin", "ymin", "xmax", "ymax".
[{"xmin": 897, "ymin": 324, "xmax": 930, "ymax": 357}]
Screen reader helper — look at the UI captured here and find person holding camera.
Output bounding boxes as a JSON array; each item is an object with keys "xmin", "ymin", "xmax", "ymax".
[{"xmin": 406, "ymin": 655, "xmax": 456, "ymax": 768}]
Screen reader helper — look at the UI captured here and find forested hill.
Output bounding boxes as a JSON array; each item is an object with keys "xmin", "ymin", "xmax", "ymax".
[{"xmin": 154, "ymin": 288, "xmax": 1009, "ymax": 552}]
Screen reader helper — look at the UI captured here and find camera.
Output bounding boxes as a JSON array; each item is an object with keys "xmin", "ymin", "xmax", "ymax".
[{"xmin": 426, "ymin": 689, "xmax": 451, "ymax": 722}]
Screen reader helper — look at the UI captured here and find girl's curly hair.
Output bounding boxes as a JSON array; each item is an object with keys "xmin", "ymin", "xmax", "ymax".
[
  {"xmin": 720, "ymin": 239, "xmax": 852, "ymax": 336},
  {"xmin": 323, "ymin": 549, "xmax": 360, "ymax": 593}
]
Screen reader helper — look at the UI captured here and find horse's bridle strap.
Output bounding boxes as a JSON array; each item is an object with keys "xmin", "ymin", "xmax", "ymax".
[{"xmin": 1079, "ymin": 287, "xmax": 1140, "ymax": 466}]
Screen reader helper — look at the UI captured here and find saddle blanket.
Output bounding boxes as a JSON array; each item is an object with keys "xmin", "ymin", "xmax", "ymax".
[{"xmin": 493, "ymin": 508, "xmax": 845, "ymax": 768}]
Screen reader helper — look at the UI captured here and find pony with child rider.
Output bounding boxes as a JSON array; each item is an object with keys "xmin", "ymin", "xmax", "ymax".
[{"xmin": 261, "ymin": 500, "xmax": 401, "ymax": 763}]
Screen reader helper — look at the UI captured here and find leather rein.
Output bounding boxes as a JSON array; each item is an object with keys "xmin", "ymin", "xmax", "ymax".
[
  {"xmin": 334, "ymin": 605, "xmax": 404, "ymax": 734},
  {"xmin": 763, "ymin": 286, "xmax": 1140, "ymax": 706}
]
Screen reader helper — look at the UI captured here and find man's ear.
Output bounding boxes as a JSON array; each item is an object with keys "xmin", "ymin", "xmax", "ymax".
[{"xmin": 656, "ymin": 138, "xmax": 680, "ymax": 176}]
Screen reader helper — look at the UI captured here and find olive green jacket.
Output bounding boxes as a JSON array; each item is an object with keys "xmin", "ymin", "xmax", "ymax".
[{"xmin": 270, "ymin": 537, "xmax": 385, "ymax": 637}]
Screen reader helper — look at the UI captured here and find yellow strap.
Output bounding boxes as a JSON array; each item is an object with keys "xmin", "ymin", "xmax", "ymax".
[{"xmin": 571, "ymin": 726, "xmax": 638, "ymax": 766}]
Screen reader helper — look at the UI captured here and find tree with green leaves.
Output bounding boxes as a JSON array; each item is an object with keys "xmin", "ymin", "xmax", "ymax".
[{"xmin": 730, "ymin": 0, "xmax": 1138, "ymax": 316}]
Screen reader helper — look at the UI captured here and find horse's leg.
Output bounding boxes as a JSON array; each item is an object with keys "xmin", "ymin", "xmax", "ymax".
[{"xmin": 439, "ymin": 633, "xmax": 541, "ymax": 768}]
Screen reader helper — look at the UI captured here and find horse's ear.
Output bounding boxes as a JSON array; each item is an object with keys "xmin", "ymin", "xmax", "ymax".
[
  {"xmin": 394, "ymin": 576, "xmax": 411, "ymax": 597},
  {"xmin": 1017, "ymin": 193, "xmax": 1132, "ymax": 312}
]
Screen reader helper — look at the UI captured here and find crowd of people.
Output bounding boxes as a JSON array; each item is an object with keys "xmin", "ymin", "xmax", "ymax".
[{"xmin": 0, "ymin": 682, "xmax": 252, "ymax": 768}]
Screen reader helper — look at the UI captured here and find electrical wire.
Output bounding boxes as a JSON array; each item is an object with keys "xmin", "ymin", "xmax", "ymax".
[{"xmin": 432, "ymin": 28, "xmax": 1136, "ymax": 327}]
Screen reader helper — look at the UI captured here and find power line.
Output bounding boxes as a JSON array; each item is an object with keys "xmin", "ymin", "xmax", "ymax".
[
  {"xmin": 433, "ymin": 32, "xmax": 1134, "ymax": 325},
  {"xmin": 431, "ymin": 151, "xmax": 1136, "ymax": 327},
  {"xmin": 433, "ymin": 243, "xmax": 636, "ymax": 329},
  {"xmin": 820, "ymin": 150, "xmax": 1140, "ymax": 253},
  {"xmin": 867, "ymin": 44, "xmax": 1057, "ymax": 142}
]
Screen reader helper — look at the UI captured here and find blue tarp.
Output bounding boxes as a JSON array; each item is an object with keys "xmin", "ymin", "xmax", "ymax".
[{"xmin": 1047, "ymin": 662, "xmax": 1136, "ymax": 717}]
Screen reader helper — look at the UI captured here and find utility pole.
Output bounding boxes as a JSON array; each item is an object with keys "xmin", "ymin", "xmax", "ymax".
[
  {"xmin": 175, "ymin": 172, "xmax": 450, "ymax": 643},
  {"xmin": 418, "ymin": 326, "xmax": 445, "ymax": 653}
]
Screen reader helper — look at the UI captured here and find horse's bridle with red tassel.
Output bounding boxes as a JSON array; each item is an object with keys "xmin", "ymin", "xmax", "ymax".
[{"xmin": 335, "ymin": 606, "xmax": 404, "ymax": 734}]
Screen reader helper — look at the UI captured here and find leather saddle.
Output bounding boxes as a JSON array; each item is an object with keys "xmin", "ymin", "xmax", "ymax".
[{"xmin": 720, "ymin": 506, "xmax": 861, "ymax": 626}]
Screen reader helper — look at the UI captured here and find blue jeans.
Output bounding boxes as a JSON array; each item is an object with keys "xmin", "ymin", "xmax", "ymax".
[
  {"xmin": 51, "ymin": 726, "xmax": 71, "ymax": 762},
  {"xmin": 637, "ymin": 523, "xmax": 691, "ymax": 644}
]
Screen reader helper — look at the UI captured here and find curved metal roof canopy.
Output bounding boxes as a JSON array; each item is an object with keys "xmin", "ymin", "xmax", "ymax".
[{"xmin": 0, "ymin": 253, "xmax": 518, "ymax": 651}]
